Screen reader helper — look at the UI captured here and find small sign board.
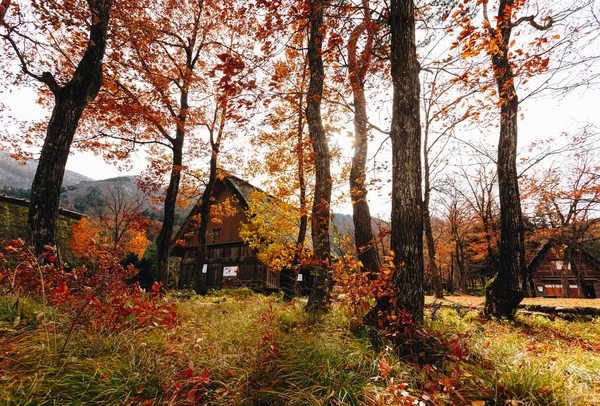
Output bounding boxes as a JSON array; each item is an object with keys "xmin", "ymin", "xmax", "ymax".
[
  {"xmin": 202, "ymin": 264, "xmax": 207, "ymax": 274},
  {"xmin": 297, "ymin": 273, "xmax": 303, "ymax": 282},
  {"xmin": 223, "ymin": 266, "xmax": 239, "ymax": 277}
]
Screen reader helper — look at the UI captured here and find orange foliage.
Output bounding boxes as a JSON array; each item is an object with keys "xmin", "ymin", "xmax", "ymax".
[{"xmin": 69, "ymin": 217, "xmax": 101, "ymax": 260}]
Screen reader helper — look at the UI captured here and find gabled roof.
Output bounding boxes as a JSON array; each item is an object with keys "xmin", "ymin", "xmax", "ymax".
[
  {"xmin": 526, "ymin": 240, "xmax": 552, "ymax": 274},
  {"xmin": 527, "ymin": 240, "xmax": 600, "ymax": 273},
  {"xmin": 170, "ymin": 171, "xmax": 264, "ymax": 254}
]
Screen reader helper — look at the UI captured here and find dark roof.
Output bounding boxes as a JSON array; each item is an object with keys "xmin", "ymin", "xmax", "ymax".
[
  {"xmin": 526, "ymin": 240, "xmax": 552, "ymax": 273},
  {"xmin": 527, "ymin": 240, "xmax": 600, "ymax": 273},
  {"xmin": 170, "ymin": 172, "xmax": 264, "ymax": 255},
  {"xmin": 0, "ymin": 194, "xmax": 85, "ymax": 220}
]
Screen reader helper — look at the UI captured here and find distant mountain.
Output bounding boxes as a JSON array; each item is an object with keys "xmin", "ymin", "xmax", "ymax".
[
  {"xmin": 59, "ymin": 176, "xmax": 193, "ymax": 226},
  {"xmin": 59, "ymin": 176, "xmax": 143, "ymax": 214},
  {"xmin": 0, "ymin": 153, "xmax": 93, "ymax": 189}
]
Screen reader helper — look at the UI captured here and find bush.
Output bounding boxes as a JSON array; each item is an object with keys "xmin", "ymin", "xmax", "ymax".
[{"xmin": 0, "ymin": 239, "xmax": 178, "ymax": 334}]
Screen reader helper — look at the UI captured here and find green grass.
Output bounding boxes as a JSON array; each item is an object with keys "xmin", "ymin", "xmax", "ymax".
[
  {"xmin": 426, "ymin": 307, "xmax": 600, "ymax": 405},
  {"xmin": 1, "ymin": 292, "xmax": 599, "ymax": 405}
]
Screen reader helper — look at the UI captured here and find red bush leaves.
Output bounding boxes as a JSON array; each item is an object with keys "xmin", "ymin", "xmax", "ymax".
[{"xmin": 0, "ymin": 239, "xmax": 178, "ymax": 332}]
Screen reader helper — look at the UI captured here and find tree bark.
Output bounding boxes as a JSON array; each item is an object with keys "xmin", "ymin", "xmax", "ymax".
[
  {"xmin": 347, "ymin": 0, "xmax": 381, "ymax": 278},
  {"xmin": 388, "ymin": 0, "xmax": 425, "ymax": 324},
  {"xmin": 282, "ymin": 78, "xmax": 309, "ymax": 302},
  {"xmin": 155, "ymin": 134, "xmax": 184, "ymax": 284},
  {"xmin": 26, "ymin": 0, "xmax": 113, "ymax": 256},
  {"xmin": 484, "ymin": 0, "xmax": 526, "ymax": 318},
  {"xmin": 423, "ymin": 122, "xmax": 443, "ymax": 299},
  {"xmin": 155, "ymin": 70, "xmax": 190, "ymax": 284},
  {"xmin": 566, "ymin": 245, "xmax": 586, "ymax": 298},
  {"xmin": 194, "ymin": 151, "xmax": 218, "ymax": 295},
  {"xmin": 305, "ymin": 0, "xmax": 332, "ymax": 312}
]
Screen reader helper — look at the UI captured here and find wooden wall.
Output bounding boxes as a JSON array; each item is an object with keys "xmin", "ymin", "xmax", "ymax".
[{"xmin": 533, "ymin": 245, "xmax": 600, "ymax": 298}]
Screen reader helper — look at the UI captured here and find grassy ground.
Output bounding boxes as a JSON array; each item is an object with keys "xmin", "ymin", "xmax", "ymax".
[{"xmin": 1, "ymin": 291, "xmax": 599, "ymax": 405}]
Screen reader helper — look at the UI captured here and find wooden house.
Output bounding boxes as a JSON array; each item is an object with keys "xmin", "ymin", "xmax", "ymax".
[
  {"xmin": 527, "ymin": 242, "xmax": 600, "ymax": 298},
  {"xmin": 170, "ymin": 174, "xmax": 279, "ymax": 292},
  {"xmin": 0, "ymin": 194, "xmax": 84, "ymax": 260}
]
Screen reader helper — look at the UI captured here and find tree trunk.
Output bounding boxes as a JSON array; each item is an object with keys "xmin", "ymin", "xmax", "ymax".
[
  {"xmin": 26, "ymin": 0, "xmax": 113, "ymax": 256},
  {"xmin": 282, "ymin": 85, "xmax": 309, "ymax": 302},
  {"xmin": 483, "ymin": 0, "xmax": 526, "ymax": 319},
  {"xmin": 423, "ymin": 124, "xmax": 443, "ymax": 299},
  {"xmin": 194, "ymin": 152, "xmax": 218, "ymax": 295},
  {"xmin": 155, "ymin": 80, "xmax": 190, "ymax": 284},
  {"xmin": 566, "ymin": 245, "xmax": 586, "ymax": 298},
  {"xmin": 388, "ymin": 0, "xmax": 425, "ymax": 324},
  {"xmin": 155, "ymin": 134, "xmax": 184, "ymax": 284},
  {"xmin": 455, "ymin": 238, "xmax": 467, "ymax": 292},
  {"xmin": 347, "ymin": 0, "xmax": 381, "ymax": 277},
  {"xmin": 305, "ymin": 0, "xmax": 332, "ymax": 313},
  {"xmin": 449, "ymin": 252, "xmax": 455, "ymax": 293}
]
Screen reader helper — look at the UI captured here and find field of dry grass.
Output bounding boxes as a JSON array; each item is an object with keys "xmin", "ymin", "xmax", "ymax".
[{"xmin": 2, "ymin": 290, "xmax": 599, "ymax": 404}]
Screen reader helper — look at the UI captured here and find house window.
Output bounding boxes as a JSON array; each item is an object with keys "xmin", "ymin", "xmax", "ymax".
[{"xmin": 212, "ymin": 227, "xmax": 221, "ymax": 243}]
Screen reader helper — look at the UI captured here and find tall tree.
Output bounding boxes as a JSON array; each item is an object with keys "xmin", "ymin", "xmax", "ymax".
[
  {"xmin": 247, "ymin": 37, "xmax": 313, "ymax": 301},
  {"xmin": 87, "ymin": 0, "xmax": 211, "ymax": 284},
  {"xmin": 84, "ymin": 1, "xmax": 253, "ymax": 284},
  {"xmin": 451, "ymin": 0, "xmax": 597, "ymax": 317},
  {"xmin": 388, "ymin": 0, "xmax": 425, "ymax": 323},
  {"xmin": 0, "ymin": 0, "xmax": 114, "ymax": 255},
  {"xmin": 347, "ymin": 0, "xmax": 382, "ymax": 277},
  {"xmin": 305, "ymin": 0, "xmax": 333, "ymax": 312}
]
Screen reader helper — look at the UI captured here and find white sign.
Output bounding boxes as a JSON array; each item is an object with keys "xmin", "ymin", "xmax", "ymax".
[
  {"xmin": 297, "ymin": 274, "xmax": 303, "ymax": 281},
  {"xmin": 223, "ymin": 266, "xmax": 239, "ymax": 277},
  {"xmin": 202, "ymin": 264, "xmax": 207, "ymax": 274}
]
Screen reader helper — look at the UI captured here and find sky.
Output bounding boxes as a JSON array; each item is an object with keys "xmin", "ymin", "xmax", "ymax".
[
  {"xmin": 1, "ymin": 0, "xmax": 599, "ymax": 218},
  {"xmin": 1, "ymin": 76, "xmax": 598, "ymax": 218}
]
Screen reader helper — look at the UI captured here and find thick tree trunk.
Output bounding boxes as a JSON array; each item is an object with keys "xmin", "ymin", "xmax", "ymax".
[
  {"xmin": 484, "ymin": 91, "xmax": 526, "ymax": 317},
  {"xmin": 388, "ymin": 0, "xmax": 425, "ymax": 324},
  {"xmin": 27, "ymin": 98, "xmax": 86, "ymax": 256},
  {"xmin": 26, "ymin": 0, "xmax": 113, "ymax": 256},
  {"xmin": 305, "ymin": 0, "xmax": 332, "ymax": 312},
  {"xmin": 155, "ymin": 135, "xmax": 184, "ymax": 284}
]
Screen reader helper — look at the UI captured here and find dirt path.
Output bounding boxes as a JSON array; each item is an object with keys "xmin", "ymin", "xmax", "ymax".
[{"xmin": 425, "ymin": 295, "xmax": 600, "ymax": 309}]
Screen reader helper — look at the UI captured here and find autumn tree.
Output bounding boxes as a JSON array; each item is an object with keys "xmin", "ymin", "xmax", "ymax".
[
  {"xmin": 83, "ymin": 0, "xmax": 213, "ymax": 284},
  {"xmin": 0, "ymin": 0, "xmax": 113, "ymax": 255},
  {"xmin": 92, "ymin": 180, "xmax": 150, "ymax": 258},
  {"xmin": 388, "ymin": 0, "xmax": 425, "ymax": 324},
  {"xmin": 342, "ymin": 0, "xmax": 384, "ymax": 279},
  {"xmin": 450, "ymin": 0, "xmax": 599, "ymax": 317},
  {"xmin": 69, "ymin": 181, "xmax": 150, "ymax": 261},
  {"xmin": 193, "ymin": 39, "xmax": 258, "ymax": 295},
  {"xmin": 455, "ymin": 156, "xmax": 500, "ymax": 283},
  {"xmin": 240, "ymin": 191, "xmax": 307, "ymax": 282},
  {"xmin": 81, "ymin": 1, "xmax": 253, "ymax": 285},
  {"xmin": 305, "ymin": 0, "xmax": 333, "ymax": 312},
  {"xmin": 245, "ymin": 29, "xmax": 314, "ymax": 301}
]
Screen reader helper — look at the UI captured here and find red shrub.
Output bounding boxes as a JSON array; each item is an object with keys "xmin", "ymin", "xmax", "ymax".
[{"xmin": 0, "ymin": 239, "xmax": 178, "ymax": 332}]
